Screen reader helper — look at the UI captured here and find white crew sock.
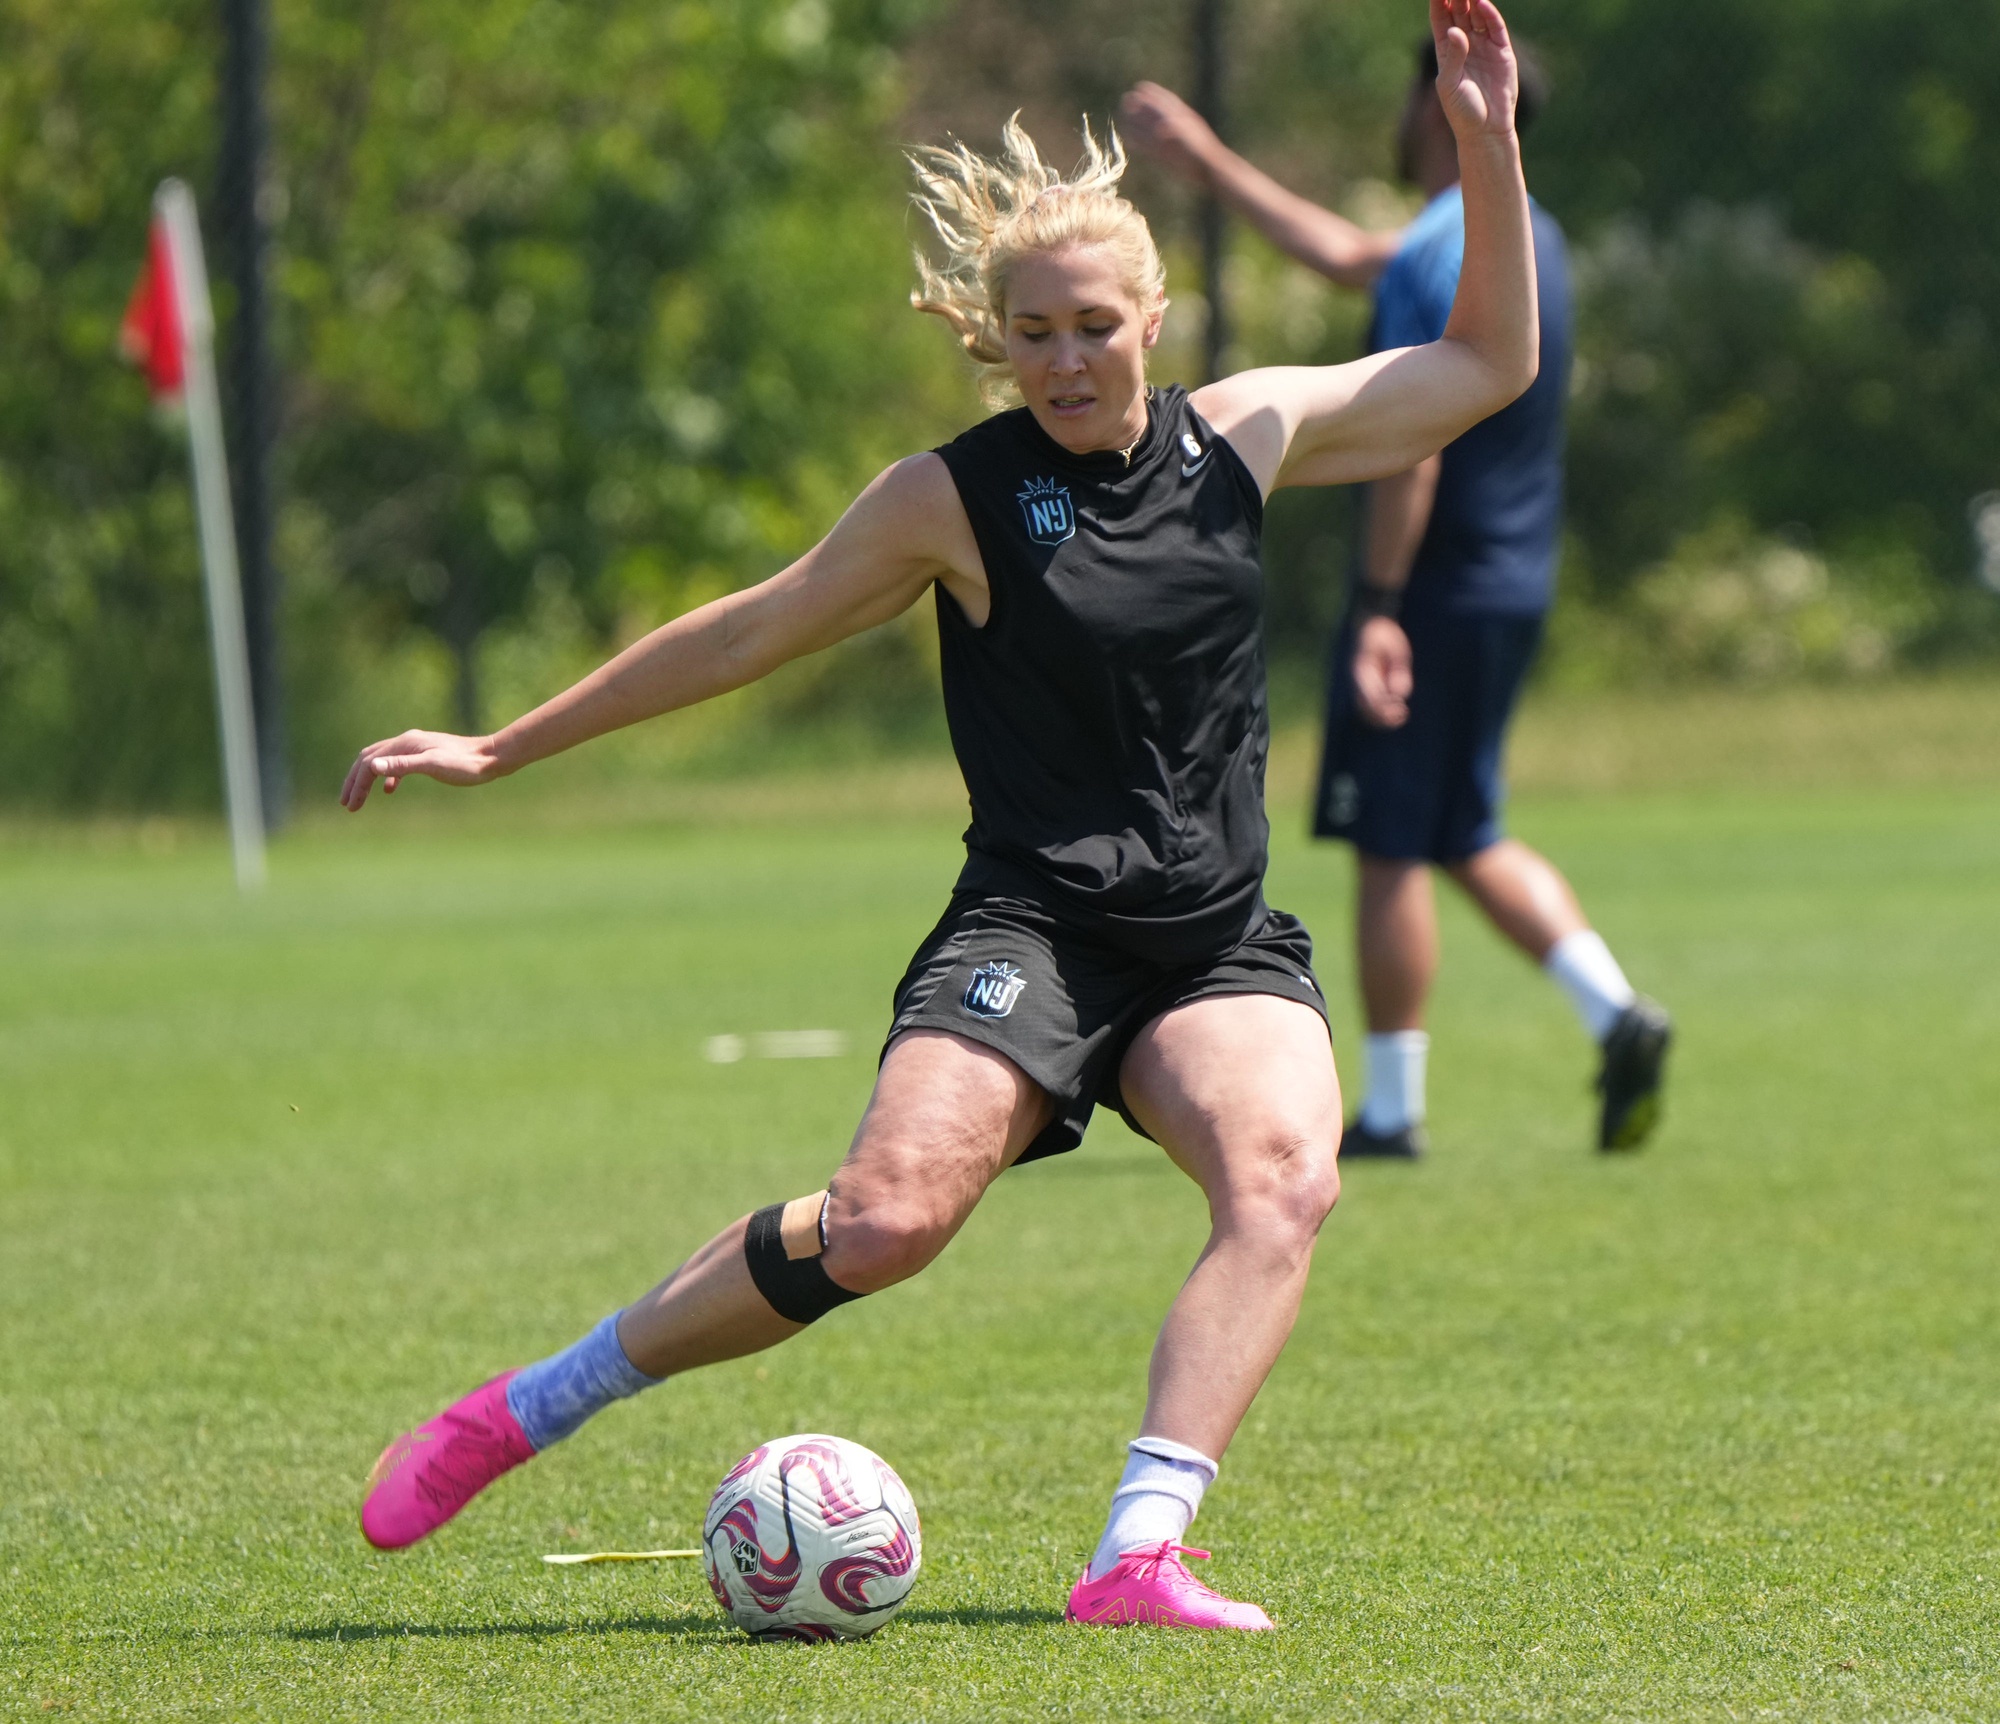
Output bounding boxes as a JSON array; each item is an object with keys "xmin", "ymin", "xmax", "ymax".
[
  {"xmin": 1087, "ymin": 1438, "xmax": 1218, "ymax": 1581},
  {"xmin": 1359, "ymin": 1030, "xmax": 1429, "ymax": 1134},
  {"xmin": 1544, "ymin": 929, "xmax": 1636, "ymax": 1043}
]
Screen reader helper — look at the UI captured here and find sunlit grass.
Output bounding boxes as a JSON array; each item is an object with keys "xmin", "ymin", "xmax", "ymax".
[{"xmin": 4, "ymin": 693, "xmax": 1998, "ymax": 1719}]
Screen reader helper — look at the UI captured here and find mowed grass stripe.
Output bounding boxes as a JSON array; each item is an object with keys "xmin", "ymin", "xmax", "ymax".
[{"xmin": 3, "ymin": 784, "xmax": 1997, "ymax": 1720}]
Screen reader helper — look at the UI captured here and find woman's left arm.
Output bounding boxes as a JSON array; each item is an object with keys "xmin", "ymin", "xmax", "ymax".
[{"xmin": 1193, "ymin": 0, "xmax": 1537, "ymax": 494}]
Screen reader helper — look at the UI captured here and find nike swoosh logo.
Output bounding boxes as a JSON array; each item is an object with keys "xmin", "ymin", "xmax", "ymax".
[{"xmin": 1180, "ymin": 454, "xmax": 1210, "ymax": 477}]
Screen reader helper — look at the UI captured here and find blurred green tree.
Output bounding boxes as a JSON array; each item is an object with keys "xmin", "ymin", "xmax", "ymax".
[
  {"xmin": 0, "ymin": 0, "xmax": 961, "ymax": 809},
  {"xmin": 905, "ymin": 0, "xmax": 1998, "ymax": 671},
  {"xmin": 0, "ymin": 0, "xmax": 219, "ymax": 807},
  {"xmin": 280, "ymin": 0, "xmax": 959, "ymax": 734},
  {"xmin": 1518, "ymin": 0, "xmax": 1999, "ymax": 619},
  {"xmin": 3, "ymin": 0, "xmax": 1995, "ymax": 812}
]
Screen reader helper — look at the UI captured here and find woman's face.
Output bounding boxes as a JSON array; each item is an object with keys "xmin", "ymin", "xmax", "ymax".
[{"xmin": 1004, "ymin": 245, "xmax": 1162, "ymax": 454}]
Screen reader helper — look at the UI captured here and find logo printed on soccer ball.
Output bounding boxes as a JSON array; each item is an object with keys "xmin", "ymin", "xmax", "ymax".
[
  {"xmin": 963, "ymin": 961, "xmax": 1027, "ymax": 1019},
  {"xmin": 1016, "ymin": 475, "xmax": 1075, "ymax": 546},
  {"xmin": 730, "ymin": 1535, "xmax": 760, "ymax": 1575}
]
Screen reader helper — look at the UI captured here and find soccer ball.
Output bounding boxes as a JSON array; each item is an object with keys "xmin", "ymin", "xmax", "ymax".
[{"xmin": 701, "ymin": 1433, "xmax": 922, "ymax": 1641}]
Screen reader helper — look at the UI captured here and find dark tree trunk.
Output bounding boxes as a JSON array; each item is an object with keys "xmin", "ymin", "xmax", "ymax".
[
  {"xmin": 217, "ymin": 0, "xmax": 289, "ymax": 827},
  {"xmin": 1192, "ymin": 0, "xmax": 1229, "ymax": 383},
  {"xmin": 451, "ymin": 632, "xmax": 481, "ymax": 737},
  {"xmin": 442, "ymin": 570, "xmax": 484, "ymax": 736}
]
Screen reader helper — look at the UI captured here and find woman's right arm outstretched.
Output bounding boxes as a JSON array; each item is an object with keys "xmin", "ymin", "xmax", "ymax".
[{"xmin": 340, "ymin": 454, "xmax": 981, "ymax": 810}]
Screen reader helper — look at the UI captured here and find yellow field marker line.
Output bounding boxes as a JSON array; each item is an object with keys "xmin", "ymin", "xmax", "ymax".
[{"xmin": 542, "ymin": 1549, "xmax": 702, "ymax": 1565}]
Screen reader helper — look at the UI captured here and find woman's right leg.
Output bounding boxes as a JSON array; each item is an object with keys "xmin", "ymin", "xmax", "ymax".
[
  {"xmin": 361, "ymin": 1029, "xmax": 1049, "ymax": 1548},
  {"xmin": 617, "ymin": 1029, "xmax": 1052, "ymax": 1375}
]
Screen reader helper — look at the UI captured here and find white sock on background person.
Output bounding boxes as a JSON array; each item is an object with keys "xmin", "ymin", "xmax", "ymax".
[
  {"xmin": 1087, "ymin": 1437, "xmax": 1218, "ymax": 1580},
  {"xmin": 1358, "ymin": 1030, "xmax": 1429, "ymax": 1134},
  {"xmin": 1544, "ymin": 929, "xmax": 1637, "ymax": 1042}
]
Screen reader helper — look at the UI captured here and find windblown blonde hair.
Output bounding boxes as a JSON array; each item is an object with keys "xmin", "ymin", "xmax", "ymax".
[{"xmin": 908, "ymin": 114, "xmax": 1168, "ymax": 407}]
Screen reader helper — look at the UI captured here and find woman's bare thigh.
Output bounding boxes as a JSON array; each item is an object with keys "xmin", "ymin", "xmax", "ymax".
[
  {"xmin": 819, "ymin": 1029, "xmax": 1055, "ymax": 1280},
  {"xmin": 1118, "ymin": 994, "xmax": 1341, "ymax": 1199}
]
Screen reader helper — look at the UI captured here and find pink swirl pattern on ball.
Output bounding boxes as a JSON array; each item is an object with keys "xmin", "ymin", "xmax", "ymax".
[
  {"xmin": 777, "ymin": 1440, "xmax": 871, "ymax": 1524},
  {"xmin": 819, "ymin": 1517, "xmax": 917, "ymax": 1614},
  {"xmin": 714, "ymin": 1443, "xmax": 769, "ymax": 1497},
  {"xmin": 715, "ymin": 1495, "xmax": 802, "ymax": 1612}
]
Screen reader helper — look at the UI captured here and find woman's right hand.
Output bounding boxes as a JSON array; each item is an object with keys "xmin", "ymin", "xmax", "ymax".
[{"xmin": 340, "ymin": 729, "xmax": 502, "ymax": 810}]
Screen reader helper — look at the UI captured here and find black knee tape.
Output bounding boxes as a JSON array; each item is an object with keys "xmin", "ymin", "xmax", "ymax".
[{"xmin": 744, "ymin": 1192, "xmax": 863, "ymax": 1326}]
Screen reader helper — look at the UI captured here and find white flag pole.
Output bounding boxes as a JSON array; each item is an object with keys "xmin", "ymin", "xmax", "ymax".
[{"xmin": 158, "ymin": 178, "xmax": 266, "ymax": 891}]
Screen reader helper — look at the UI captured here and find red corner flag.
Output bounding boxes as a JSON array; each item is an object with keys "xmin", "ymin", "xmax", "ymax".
[{"xmin": 120, "ymin": 214, "xmax": 185, "ymax": 399}]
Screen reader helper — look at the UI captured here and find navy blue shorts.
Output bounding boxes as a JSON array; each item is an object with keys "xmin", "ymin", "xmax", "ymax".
[{"xmin": 1313, "ymin": 610, "xmax": 1544, "ymax": 864}]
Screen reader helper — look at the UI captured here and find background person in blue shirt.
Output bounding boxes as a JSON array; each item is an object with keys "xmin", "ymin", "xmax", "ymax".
[{"xmin": 1125, "ymin": 41, "xmax": 1671, "ymax": 1156}]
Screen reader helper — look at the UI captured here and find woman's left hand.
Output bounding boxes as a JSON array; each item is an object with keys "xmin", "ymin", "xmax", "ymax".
[{"xmin": 1431, "ymin": 0, "xmax": 1520, "ymax": 144}]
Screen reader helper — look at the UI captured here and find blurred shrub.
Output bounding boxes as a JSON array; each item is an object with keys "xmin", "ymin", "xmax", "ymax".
[
  {"xmin": 1521, "ymin": 0, "xmax": 1998, "ymax": 608},
  {"xmin": 1536, "ymin": 202, "xmax": 1999, "ymax": 687},
  {"xmin": 1567, "ymin": 204, "xmax": 1953, "ymax": 600},
  {"xmin": 1632, "ymin": 533, "xmax": 1905, "ymax": 683},
  {"xmin": 1541, "ymin": 519, "xmax": 1938, "ymax": 689}
]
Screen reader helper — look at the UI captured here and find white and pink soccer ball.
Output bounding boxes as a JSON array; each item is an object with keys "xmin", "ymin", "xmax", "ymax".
[{"xmin": 702, "ymin": 1434, "xmax": 922, "ymax": 1641}]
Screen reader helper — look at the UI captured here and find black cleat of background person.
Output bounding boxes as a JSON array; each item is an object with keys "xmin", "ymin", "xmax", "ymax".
[
  {"xmin": 1597, "ymin": 996, "xmax": 1673, "ymax": 1151},
  {"xmin": 1340, "ymin": 1118, "xmax": 1427, "ymax": 1160}
]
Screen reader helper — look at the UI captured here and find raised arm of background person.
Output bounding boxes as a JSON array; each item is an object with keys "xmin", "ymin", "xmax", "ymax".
[
  {"xmin": 1352, "ymin": 455, "xmax": 1442, "ymax": 729},
  {"xmin": 1191, "ymin": 0, "xmax": 1533, "ymax": 496},
  {"xmin": 1119, "ymin": 81, "xmax": 1401, "ymax": 290},
  {"xmin": 1365, "ymin": 457, "xmax": 1443, "ymax": 596},
  {"xmin": 338, "ymin": 456, "xmax": 982, "ymax": 810}
]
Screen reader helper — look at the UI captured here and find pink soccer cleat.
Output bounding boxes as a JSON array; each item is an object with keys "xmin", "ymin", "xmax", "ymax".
[
  {"xmin": 1064, "ymin": 1541, "xmax": 1275, "ymax": 1631},
  {"xmin": 360, "ymin": 1371, "xmax": 536, "ymax": 1550}
]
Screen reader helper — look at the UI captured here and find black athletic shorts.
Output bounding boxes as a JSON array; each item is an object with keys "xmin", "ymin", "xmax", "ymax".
[
  {"xmin": 1314, "ymin": 609, "xmax": 1545, "ymax": 864},
  {"xmin": 883, "ymin": 892, "xmax": 1330, "ymax": 1164}
]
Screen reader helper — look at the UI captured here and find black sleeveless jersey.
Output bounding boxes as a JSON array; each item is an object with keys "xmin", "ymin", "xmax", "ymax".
[{"xmin": 931, "ymin": 384, "xmax": 1271, "ymax": 966}]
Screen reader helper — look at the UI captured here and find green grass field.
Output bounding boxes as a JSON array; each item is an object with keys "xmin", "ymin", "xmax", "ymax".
[{"xmin": 6, "ymin": 687, "xmax": 2000, "ymax": 1720}]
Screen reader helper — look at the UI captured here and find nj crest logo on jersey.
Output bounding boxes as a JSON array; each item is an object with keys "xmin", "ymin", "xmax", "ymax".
[
  {"xmin": 962, "ymin": 961, "xmax": 1028, "ymax": 1019},
  {"xmin": 1016, "ymin": 476, "xmax": 1075, "ymax": 546}
]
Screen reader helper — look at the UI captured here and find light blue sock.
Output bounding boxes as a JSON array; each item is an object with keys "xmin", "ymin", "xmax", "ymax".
[{"xmin": 505, "ymin": 1313, "xmax": 662, "ymax": 1451}]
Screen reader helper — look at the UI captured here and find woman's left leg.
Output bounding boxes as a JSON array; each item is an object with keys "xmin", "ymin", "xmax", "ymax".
[
  {"xmin": 1065, "ymin": 993, "xmax": 1340, "ymax": 1628},
  {"xmin": 1119, "ymin": 992, "xmax": 1343, "ymax": 1456}
]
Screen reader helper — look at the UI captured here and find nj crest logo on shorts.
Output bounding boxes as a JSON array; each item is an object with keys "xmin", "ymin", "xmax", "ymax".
[
  {"xmin": 963, "ymin": 960, "xmax": 1028, "ymax": 1019},
  {"xmin": 1323, "ymin": 772, "xmax": 1360, "ymax": 829},
  {"xmin": 1016, "ymin": 476, "xmax": 1075, "ymax": 546}
]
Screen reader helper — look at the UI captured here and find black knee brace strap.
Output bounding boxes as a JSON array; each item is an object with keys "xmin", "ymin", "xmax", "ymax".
[{"xmin": 744, "ymin": 1191, "xmax": 863, "ymax": 1326}]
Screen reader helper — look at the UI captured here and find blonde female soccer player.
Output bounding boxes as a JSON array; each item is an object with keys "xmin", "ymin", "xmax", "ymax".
[{"xmin": 346, "ymin": 0, "xmax": 1536, "ymax": 1631}]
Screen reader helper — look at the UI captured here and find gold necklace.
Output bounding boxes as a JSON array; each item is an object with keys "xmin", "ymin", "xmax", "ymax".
[{"xmin": 1112, "ymin": 391, "xmax": 1153, "ymax": 465}]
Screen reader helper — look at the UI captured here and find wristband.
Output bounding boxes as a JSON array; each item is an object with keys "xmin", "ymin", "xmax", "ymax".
[{"xmin": 1354, "ymin": 581, "xmax": 1403, "ymax": 622}]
